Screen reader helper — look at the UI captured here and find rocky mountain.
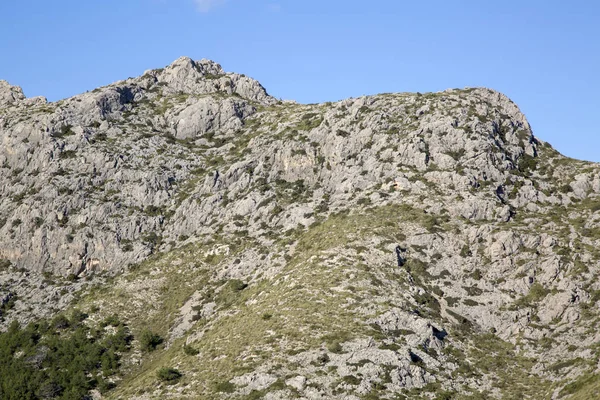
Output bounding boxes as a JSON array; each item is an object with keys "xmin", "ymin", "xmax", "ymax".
[{"xmin": 1, "ymin": 57, "xmax": 600, "ymax": 399}]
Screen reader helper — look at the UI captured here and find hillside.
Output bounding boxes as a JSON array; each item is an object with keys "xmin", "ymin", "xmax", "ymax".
[{"xmin": 1, "ymin": 57, "xmax": 600, "ymax": 399}]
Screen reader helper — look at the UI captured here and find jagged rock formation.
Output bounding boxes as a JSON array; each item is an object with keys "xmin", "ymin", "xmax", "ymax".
[
  {"xmin": 1, "ymin": 57, "xmax": 600, "ymax": 399},
  {"xmin": 0, "ymin": 57, "xmax": 276, "ymax": 276}
]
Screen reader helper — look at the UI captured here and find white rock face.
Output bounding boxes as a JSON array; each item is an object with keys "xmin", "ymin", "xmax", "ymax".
[
  {"xmin": 0, "ymin": 80, "xmax": 25, "ymax": 106},
  {"xmin": 173, "ymin": 97, "xmax": 254, "ymax": 139},
  {"xmin": 285, "ymin": 376, "xmax": 306, "ymax": 391}
]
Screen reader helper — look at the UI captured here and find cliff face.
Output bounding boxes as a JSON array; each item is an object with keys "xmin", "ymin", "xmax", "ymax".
[{"xmin": 1, "ymin": 57, "xmax": 600, "ymax": 399}]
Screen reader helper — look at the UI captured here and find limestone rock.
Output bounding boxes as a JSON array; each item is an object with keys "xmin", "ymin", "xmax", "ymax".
[{"xmin": 0, "ymin": 80, "xmax": 25, "ymax": 106}]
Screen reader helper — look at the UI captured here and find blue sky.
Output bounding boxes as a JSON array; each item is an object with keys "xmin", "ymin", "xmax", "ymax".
[{"xmin": 1, "ymin": 0, "xmax": 599, "ymax": 161}]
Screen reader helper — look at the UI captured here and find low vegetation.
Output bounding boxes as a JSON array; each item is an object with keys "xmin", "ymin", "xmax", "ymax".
[{"xmin": 0, "ymin": 313, "xmax": 132, "ymax": 399}]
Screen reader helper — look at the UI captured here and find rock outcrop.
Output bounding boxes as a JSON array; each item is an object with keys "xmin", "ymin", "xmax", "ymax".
[{"xmin": 0, "ymin": 80, "xmax": 25, "ymax": 106}]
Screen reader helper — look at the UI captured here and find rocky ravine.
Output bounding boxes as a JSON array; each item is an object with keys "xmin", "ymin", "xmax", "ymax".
[{"xmin": 1, "ymin": 57, "xmax": 600, "ymax": 399}]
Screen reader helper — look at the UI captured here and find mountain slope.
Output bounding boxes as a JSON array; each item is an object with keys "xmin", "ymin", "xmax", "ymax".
[{"xmin": 1, "ymin": 57, "xmax": 600, "ymax": 399}]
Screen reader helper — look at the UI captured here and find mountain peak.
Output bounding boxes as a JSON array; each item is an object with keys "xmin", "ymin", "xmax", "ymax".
[
  {"xmin": 0, "ymin": 80, "xmax": 25, "ymax": 106},
  {"xmin": 166, "ymin": 56, "xmax": 225, "ymax": 76},
  {"xmin": 137, "ymin": 56, "xmax": 276, "ymax": 105}
]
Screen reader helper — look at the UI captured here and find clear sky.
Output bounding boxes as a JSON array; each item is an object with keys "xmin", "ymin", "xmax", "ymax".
[{"xmin": 1, "ymin": 0, "xmax": 598, "ymax": 161}]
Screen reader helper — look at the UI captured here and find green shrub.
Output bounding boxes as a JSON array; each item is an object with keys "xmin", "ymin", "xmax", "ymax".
[
  {"xmin": 0, "ymin": 259, "xmax": 11, "ymax": 271},
  {"xmin": 518, "ymin": 154, "xmax": 538, "ymax": 175},
  {"xmin": 51, "ymin": 314, "xmax": 70, "ymax": 330},
  {"xmin": 435, "ymin": 391, "xmax": 458, "ymax": 400},
  {"xmin": 215, "ymin": 381, "xmax": 236, "ymax": 393},
  {"xmin": 559, "ymin": 184, "xmax": 571, "ymax": 193},
  {"xmin": 462, "ymin": 285, "xmax": 483, "ymax": 296},
  {"xmin": 470, "ymin": 269, "xmax": 483, "ymax": 280},
  {"xmin": 460, "ymin": 244, "xmax": 472, "ymax": 257},
  {"xmin": 144, "ymin": 205, "xmax": 164, "ymax": 216},
  {"xmin": 447, "ymin": 309, "xmax": 473, "ymax": 333},
  {"xmin": 156, "ymin": 367, "xmax": 182, "ymax": 383},
  {"xmin": 414, "ymin": 291, "xmax": 441, "ymax": 316},
  {"xmin": 514, "ymin": 282, "xmax": 550, "ymax": 307},
  {"xmin": 446, "ymin": 149, "xmax": 466, "ymax": 161},
  {"xmin": 528, "ymin": 282, "xmax": 550, "ymax": 300},
  {"xmin": 0, "ymin": 293, "xmax": 16, "ymax": 316},
  {"xmin": 100, "ymin": 314, "xmax": 122, "ymax": 328},
  {"xmin": 296, "ymin": 113, "xmax": 322, "ymax": 131},
  {"xmin": 34, "ymin": 217, "xmax": 44, "ymax": 227},
  {"xmin": 139, "ymin": 329, "xmax": 163, "ymax": 352},
  {"xmin": 142, "ymin": 232, "xmax": 162, "ymax": 248},
  {"xmin": 52, "ymin": 124, "xmax": 75, "ymax": 138},
  {"xmin": 0, "ymin": 314, "xmax": 132, "ymax": 399},
  {"xmin": 183, "ymin": 344, "xmax": 199, "ymax": 356},
  {"xmin": 327, "ymin": 341, "xmax": 343, "ymax": 353},
  {"xmin": 342, "ymin": 375, "xmax": 361, "ymax": 385},
  {"xmin": 216, "ymin": 279, "xmax": 248, "ymax": 307},
  {"xmin": 316, "ymin": 353, "xmax": 330, "ymax": 364},
  {"xmin": 357, "ymin": 197, "xmax": 372, "ymax": 206},
  {"xmin": 70, "ymin": 309, "xmax": 88, "ymax": 323},
  {"xmin": 90, "ymin": 133, "xmax": 107, "ymax": 143},
  {"xmin": 59, "ymin": 150, "xmax": 77, "ymax": 159}
]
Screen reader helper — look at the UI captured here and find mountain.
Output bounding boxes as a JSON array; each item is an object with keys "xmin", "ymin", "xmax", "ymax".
[{"xmin": 1, "ymin": 57, "xmax": 600, "ymax": 399}]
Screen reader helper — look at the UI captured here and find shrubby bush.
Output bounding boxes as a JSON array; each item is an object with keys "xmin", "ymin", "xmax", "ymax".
[
  {"xmin": 183, "ymin": 344, "xmax": 199, "ymax": 356},
  {"xmin": 139, "ymin": 329, "xmax": 163, "ymax": 352},
  {"xmin": 0, "ymin": 314, "xmax": 132, "ymax": 399},
  {"xmin": 156, "ymin": 367, "xmax": 182, "ymax": 383}
]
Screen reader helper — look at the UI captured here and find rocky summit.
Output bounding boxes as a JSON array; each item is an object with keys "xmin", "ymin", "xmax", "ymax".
[{"xmin": 1, "ymin": 57, "xmax": 600, "ymax": 400}]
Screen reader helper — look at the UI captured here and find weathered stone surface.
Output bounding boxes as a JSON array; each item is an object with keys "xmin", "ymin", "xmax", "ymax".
[{"xmin": 0, "ymin": 80, "xmax": 25, "ymax": 106}]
